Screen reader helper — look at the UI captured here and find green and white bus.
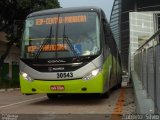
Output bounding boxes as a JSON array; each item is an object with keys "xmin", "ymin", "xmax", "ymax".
[{"xmin": 20, "ymin": 6, "xmax": 122, "ymax": 99}]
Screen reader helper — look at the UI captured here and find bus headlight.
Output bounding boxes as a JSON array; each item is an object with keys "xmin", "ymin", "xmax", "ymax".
[
  {"xmin": 20, "ymin": 72, "xmax": 33, "ymax": 82},
  {"xmin": 83, "ymin": 68, "xmax": 101, "ymax": 80}
]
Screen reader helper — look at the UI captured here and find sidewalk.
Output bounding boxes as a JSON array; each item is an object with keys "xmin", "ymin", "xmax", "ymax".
[{"xmin": 0, "ymin": 88, "xmax": 20, "ymax": 92}]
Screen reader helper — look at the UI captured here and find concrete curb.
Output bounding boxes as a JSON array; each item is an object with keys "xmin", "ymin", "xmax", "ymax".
[
  {"xmin": 0, "ymin": 88, "xmax": 20, "ymax": 92},
  {"xmin": 131, "ymin": 71, "xmax": 155, "ymax": 114}
]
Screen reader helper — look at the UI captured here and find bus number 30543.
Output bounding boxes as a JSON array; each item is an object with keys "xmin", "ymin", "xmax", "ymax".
[{"xmin": 57, "ymin": 72, "xmax": 73, "ymax": 78}]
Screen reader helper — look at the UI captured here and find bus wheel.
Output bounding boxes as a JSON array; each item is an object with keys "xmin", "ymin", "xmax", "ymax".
[
  {"xmin": 47, "ymin": 93, "xmax": 58, "ymax": 99},
  {"xmin": 118, "ymin": 81, "xmax": 122, "ymax": 88},
  {"xmin": 101, "ymin": 90, "xmax": 110, "ymax": 99},
  {"xmin": 117, "ymin": 76, "xmax": 122, "ymax": 89}
]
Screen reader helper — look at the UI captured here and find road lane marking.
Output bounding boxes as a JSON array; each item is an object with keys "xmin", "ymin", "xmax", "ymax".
[
  {"xmin": 0, "ymin": 96, "xmax": 47, "ymax": 109},
  {"xmin": 110, "ymin": 88, "xmax": 126, "ymax": 120}
]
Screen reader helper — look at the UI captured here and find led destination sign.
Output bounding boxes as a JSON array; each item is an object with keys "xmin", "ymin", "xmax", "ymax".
[
  {"xmin": 35, "ymin": 15, "xmax": 87, "ymax": 25},
  {"xmin": 27, "ymin": 44, "xmax": 68, "ymax": 53}
]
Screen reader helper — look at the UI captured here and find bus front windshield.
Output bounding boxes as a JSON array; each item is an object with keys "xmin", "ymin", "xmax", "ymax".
[{"xmin": 21, "ymin": 12, "xmax": 100, "ymax": 59}]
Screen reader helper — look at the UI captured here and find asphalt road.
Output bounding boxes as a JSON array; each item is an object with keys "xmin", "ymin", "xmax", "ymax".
[{"xmin": 0, "ymin": 87, "xmax": 135, "ymax": 120}]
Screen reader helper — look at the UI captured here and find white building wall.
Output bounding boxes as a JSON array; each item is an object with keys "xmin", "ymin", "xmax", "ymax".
[{"xmin": 129, "ymin": 12, "xmax": 154, "ymax": 71}]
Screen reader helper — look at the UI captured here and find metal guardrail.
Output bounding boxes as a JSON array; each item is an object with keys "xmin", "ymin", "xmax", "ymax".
[
  {"xmin": 136, "ymin": 29, "xmax": 160, "ymax": 51},
  {"xmin": 134, "ymin": 29, "xmax": 160, "ymax": 114}
]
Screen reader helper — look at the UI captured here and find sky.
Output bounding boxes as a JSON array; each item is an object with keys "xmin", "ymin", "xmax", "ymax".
[{"xmin": 58, "ymin": 0, "xmax": 114, "ymax": 20}]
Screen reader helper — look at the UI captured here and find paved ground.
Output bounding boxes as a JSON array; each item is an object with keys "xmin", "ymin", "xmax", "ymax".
[{"xmin": 0, "ymin": 87, "xmax": 135, "ymax": 120}]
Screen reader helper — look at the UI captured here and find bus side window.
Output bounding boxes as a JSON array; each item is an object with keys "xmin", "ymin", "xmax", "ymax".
[
  {"xmin": 102, "ymin": 18, "xmax": 110, "ymax": 58},
  {"xmin": 103, "ymin": 20, "xmax": 117, "ymax": 60}
]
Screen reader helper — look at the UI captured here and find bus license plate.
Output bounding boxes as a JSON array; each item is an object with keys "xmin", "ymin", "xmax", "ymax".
[{"xmin": 50, "ymin": 85, "xmax": 65, "ymax": 91}]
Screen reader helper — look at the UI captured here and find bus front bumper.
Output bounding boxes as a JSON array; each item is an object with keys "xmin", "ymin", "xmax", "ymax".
[{"xmin": 20, "ymin": 73, "xmax": 104, "ymax": 94}]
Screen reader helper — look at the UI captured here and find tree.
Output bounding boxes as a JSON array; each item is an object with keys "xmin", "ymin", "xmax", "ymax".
[{"xmin": 0, "ymin": 0, "xmax": 61, "ymax": 66}]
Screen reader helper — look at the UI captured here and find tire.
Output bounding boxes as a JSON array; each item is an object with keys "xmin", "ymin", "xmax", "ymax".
[
  {"xmin": 100, "ymin": 90, "xmax": 110, "ymax": 99},
  {"xmin": 115, "ymin": 81, "xmax": 121, "ymax": 89},
  {"xmin": 117, "ymin": 76, "xmax": 122, "ymax": 88},
  {"xmin": 47, "ymin": 93, "xmax": 58, "ymax": 99}
]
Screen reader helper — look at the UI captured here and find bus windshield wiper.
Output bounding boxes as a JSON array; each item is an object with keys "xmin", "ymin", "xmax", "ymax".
[
  {"xmin": 62, "ymin": 24, "xmax": 79, "ymax": 60},
  {"xmin": 34, "ymin": 26, "xmax": 53, "ymax": 60}
]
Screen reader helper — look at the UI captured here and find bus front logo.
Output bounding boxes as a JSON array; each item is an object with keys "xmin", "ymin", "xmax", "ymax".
[
  {"xmin": 48, "ymin": 67, "xmax": 64, "ymax": 71},
  {"xmin": 48, "ymin": 60, "xmax": 66, "ymax": 63}
]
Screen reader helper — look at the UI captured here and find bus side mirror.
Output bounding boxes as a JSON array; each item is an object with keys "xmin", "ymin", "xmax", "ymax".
[
  {"xmin": 102, "ymin": 19, "xmax": 111, "ymax": 36},
  {"xmin": 106, "ymin": 30, "xmax": 111, "ymax": 36},
  {"xmin": 13, "ymin": 22, "xmax": 18, "ymax": 38},
  {"xmin": 13, "ymin": 20, "xmax": 24, "ymax": 40}
]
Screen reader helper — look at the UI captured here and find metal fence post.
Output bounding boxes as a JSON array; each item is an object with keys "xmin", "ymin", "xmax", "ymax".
[
  {"xmin": 146, "ymin": 47, "xmax": 149, "ymax": 98},
  {"xmin": 153, "ymin": 40, "xmax": 158, "ymax": 113},
  {"xmin": 141, "ymin": 49, "xmax": 144, "ymax": 89},
  {"xmin": 138, "ymin": 52, "xmax": 141, "ymax": 80}
]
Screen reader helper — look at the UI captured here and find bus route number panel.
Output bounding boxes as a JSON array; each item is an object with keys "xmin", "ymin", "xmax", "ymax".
[{"xmin": 57, "ymin": 72, "xmax": 73, "ymax": 79}]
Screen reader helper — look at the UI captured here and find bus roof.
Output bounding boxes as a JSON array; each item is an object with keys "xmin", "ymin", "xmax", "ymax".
[{"xmin": 27, "ymin": 6, "xmax": 102, "ymax": 18}]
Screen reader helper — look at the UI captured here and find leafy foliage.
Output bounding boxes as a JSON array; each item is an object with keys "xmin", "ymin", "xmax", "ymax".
[{"xmin": 0, "ymin": 0, "xmax": 61, "ymax": 65}]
